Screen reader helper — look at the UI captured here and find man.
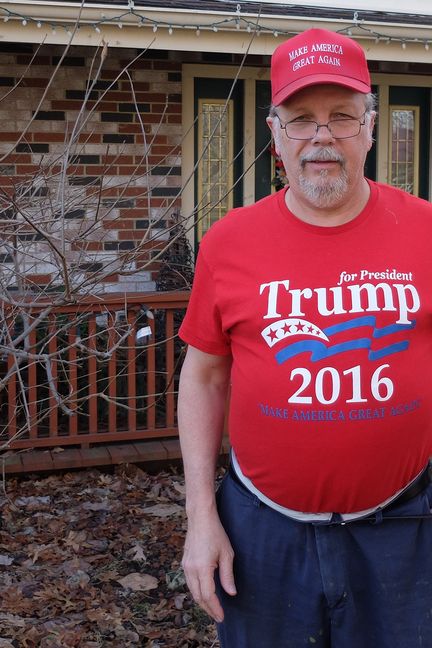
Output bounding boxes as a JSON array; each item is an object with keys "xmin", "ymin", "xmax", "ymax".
[{"xmin": 177, "ymin": 27, "xmax": 432, "ymax": 648}]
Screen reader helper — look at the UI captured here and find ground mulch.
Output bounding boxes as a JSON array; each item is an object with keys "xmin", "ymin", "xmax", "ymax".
[{"xmin": 0, "ymin": 462, "xmax": 220, "ymax": 647}]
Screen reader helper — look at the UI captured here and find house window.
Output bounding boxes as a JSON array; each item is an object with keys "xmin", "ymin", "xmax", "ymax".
[
  {"xmin": 196, "ymin": 99, "xmax": 234, "ymax": 241},
  {"xmin": 389, "ymin": 106, "xmax": 419, "ymax": 195}
]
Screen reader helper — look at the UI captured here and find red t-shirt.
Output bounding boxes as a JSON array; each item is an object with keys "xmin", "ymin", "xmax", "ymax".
[{"xmin": 179, "ymin": 181, "xmax": 432, "ymax": 512}]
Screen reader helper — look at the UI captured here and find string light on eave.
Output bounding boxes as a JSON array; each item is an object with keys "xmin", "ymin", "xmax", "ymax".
[{"xmin": 0, "ymin": 5, "xmax": 430, "ymax": 52}]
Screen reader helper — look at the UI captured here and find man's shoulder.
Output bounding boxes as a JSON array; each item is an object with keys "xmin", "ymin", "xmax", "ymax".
[
  {"xmin": 201, "ymin": 191, "xmax": 281, "ymax": 244},
  {"xmin": 373, "ymin": 180, "xmax": 432, "ymax": 215}
]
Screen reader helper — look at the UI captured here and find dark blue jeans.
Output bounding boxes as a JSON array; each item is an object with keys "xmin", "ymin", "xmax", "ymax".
[{"xmin": 216, "ymin": 470, "xmax": 432, "ymax": 648}]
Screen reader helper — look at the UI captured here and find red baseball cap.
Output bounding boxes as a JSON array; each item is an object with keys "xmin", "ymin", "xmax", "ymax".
[{"xmin": 271, "ymin": 28, "xmax": 371, "ymax": 106}]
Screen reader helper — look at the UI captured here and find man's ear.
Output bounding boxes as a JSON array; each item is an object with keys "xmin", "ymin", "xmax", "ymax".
[
  {"xmin": 367, "ymin": 111, "xmax": 376, "ymax": 150},
  {"xmin": 266, "ymin": 116, "xmax": 280, "ymax": 156}
]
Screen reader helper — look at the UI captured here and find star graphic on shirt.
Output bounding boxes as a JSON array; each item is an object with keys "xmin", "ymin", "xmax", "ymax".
[
  {"xmin": 261, "ymin": 318, "xmax": 329, "ymax": 347},
  {"xmin": 268, "ymin": 328, "xmax": 278, "ymax": 342}
]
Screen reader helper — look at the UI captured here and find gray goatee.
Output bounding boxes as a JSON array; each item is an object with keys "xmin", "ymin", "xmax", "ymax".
[{"xmin": 299, "ymin": 147, "xmax": 349, "ymax": 208}]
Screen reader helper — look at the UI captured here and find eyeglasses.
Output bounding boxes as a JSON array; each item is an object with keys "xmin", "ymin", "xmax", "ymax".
[{"xmin": 276, "ymin": 112, "xmax": 367, "ymax": 140}]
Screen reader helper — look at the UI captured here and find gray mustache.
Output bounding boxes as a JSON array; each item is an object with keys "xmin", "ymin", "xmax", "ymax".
[{"xmin": 300, "ymin": 148, "xmax": 345, "ymax": 166}]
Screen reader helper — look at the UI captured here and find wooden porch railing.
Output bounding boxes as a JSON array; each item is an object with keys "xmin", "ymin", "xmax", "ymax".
[{"xmin": 0, "ymin": 292, "xmax": 189, "ymax": 453}]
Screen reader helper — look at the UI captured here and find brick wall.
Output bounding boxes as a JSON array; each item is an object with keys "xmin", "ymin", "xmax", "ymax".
[{"xmin": 0, "ymin": 42, "xmax": 183, "ymax": 293}]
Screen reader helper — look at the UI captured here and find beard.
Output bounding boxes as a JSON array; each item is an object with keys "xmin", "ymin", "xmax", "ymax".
[{"xmin": 298, "ymin": 147, "xmax": 349, "ymax": 208}]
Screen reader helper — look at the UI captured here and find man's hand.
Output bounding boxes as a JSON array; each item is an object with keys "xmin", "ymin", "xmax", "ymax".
[
  {"xmin": 182, "ymin": 509, "xmax": 237, "ymax": 623},
  {"xmin": 178, "ymin": 347, "xmax": 235, "ymax": 622}
]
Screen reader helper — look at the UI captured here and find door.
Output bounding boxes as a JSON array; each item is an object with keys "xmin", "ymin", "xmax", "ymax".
[
  {"xmin": 387, "ymin": 86, "xmax": 430, "ymax": 199},
  {"xmin": 194, "ymin": 78, "xmax": 244, "ymax": 246}
]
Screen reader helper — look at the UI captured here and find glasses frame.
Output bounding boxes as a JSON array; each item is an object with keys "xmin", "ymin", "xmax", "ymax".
[{"xmin": 276, "ymin": 111, "xmax": 368, "ymax": 140}]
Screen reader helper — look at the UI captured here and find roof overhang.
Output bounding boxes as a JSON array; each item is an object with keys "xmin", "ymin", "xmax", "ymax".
[{"xmin": 0, "ymin": 0, "xmax": 431, "ymax": 63}]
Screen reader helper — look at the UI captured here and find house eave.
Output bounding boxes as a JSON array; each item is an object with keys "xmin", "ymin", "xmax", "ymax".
[{"xmin": 0, "ymin": 0, "xmax": 431, "ymax": 62}]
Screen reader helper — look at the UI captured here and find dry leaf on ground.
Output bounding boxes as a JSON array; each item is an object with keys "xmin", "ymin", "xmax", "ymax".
[{"xmin": 0, "ymin": 464, "xmax": 222, "ymax": 647}]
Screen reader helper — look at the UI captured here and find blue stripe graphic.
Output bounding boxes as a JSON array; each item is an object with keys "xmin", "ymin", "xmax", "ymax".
[
  {"xmin": 373, "ymin": 321, "xmax": 416, "ymax": 338},
  {"xmin": 324, "ymin": 316, "xmax": 376, "ymax": 336},
  {"xmin": 276, "ymin": 338, "xmax": 371, "ymax": 364},
  {"xmin": 369, "ymin": 341, "xmax": 410, "ymax": 360},
  {"xmin": 274, "ymin": 315, "xmax": 415, "ymax": 364}
]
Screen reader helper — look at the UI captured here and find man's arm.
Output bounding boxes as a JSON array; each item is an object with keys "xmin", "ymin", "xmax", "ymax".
[{"xmin": 178, "ymin": 345, "xmax": 236, "ymax": 623}]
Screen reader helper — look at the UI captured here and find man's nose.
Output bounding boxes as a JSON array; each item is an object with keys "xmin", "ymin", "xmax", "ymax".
[{"xmin": 311, "ymin": 123, "xmax": 335, "ymax": 144}]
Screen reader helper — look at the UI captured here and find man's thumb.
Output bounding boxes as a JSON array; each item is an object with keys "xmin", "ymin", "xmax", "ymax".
[{"xmin": 219, "ymin": 553, "xmax": 237, "ymax": 596}]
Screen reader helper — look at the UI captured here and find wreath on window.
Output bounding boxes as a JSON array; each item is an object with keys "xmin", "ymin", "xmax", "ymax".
[{"xmin": 270, "ymin": 144, "xmax": 288, "ymax": 191}]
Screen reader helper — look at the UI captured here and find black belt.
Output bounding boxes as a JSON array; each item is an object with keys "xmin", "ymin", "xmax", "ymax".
[
  {"xmin": 385, "ymin": 464, "xmax": 431, "ymax": 510},
  {"xmin": 228, "ymin": 463, "xmax": 431, "ymax": 514}
]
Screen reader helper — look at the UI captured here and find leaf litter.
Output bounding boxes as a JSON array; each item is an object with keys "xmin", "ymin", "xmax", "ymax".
[{"xmin": 0, "ymin": 464, "xmax": 220, "ymax": 647}]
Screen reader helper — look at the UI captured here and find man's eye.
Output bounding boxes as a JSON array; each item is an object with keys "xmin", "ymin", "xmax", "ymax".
[{"xmin": 333, "ymin": 114, "xmax": 354, "ymax": 121}]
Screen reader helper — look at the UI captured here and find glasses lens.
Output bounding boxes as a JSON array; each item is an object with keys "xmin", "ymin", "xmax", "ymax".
[
  {"xmin": 327, "ymin": 119, "xmax": 361, "ymax": 139},
  {"xmin": 284, "ymin": 121, "xmax": 317, "ymax": 139},
  {"xmin": 282, "ymin": 118, "xmax": 362, "ymax": 139}
]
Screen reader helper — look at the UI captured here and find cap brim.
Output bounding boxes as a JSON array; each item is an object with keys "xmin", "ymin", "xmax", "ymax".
[{"xmin": 273, "ymin": 73, "xmax": 371, "ymax": 106}]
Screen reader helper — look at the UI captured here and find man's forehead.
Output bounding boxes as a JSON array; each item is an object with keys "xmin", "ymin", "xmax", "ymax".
[{"xmin": 278, "ymin": 84, "xmax": 366, "ymax": 111}]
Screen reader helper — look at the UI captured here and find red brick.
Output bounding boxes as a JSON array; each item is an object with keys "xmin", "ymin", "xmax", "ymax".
[
  {"xmin": 1, "ymin": 132, "xmax": 24, "ymax": 141},
  {"xmin": 87, "ymin": 101, "xmax": 118, "ymax": 111},
  {"xmin": 101, "ymin": 91, "xmax": 133, "ymax": 102},
  {"xmin": 164, "ymin": 104, "xmax": 182, "ymax": 114},
  {"xmin": 123, "ymin": 81, "xmax": 150, "ymax": 91},
  {"xmin": 16, "ymin": 165, "xmax": 41, "ymax": 174},
  {"xmin": 17, "ymin": 55, "xmax": 50, "ymax": 65},
  {"xmin": 119, "ymin": 230, "xmax": 147, "ymax": 240},
  {"xmin": 24, "ymin": 274, "xmax": 52, "ymax": 285},
  {"xmin": 116, "ymin": 166, "xmax": 139, "ymax": 175},
  {"xmin": 3, "ymin": 153, "xmax": 31, "ymax": 163},
  {"xmin": 21, "ymin": 78, "xmax": 48, "ymax": 88},
  {"xmin": 167, "ymin": 114, "xmax": 181, "ymax": 123},
  {"xmin": 0, "ymin": 178, "xmax": 15, "ymax": 188},
  {"xmin": 104, "ymin": 219, "xmax": 134, "ymax": 229},
  {"xmin": 151, "ymin": 145, "xmax": 180, "ymax": 155},
  {"xmin": 85, "ymin": 165, "xmax": 116, "ymax": 175},
  {"xmin": 73, "ymin": 241, "xmax": 103, "ymax": 251},
  {"xmin": 138, "ymin": 114, "xmax": 167, "ymax": 124},
  {"xmin": 118, "ymin": 124, "xmax": 145, "ymax": 134},
  {"xmin": 32, "ymin": 132, "xmax": 66, "ymax": 142},
  {"xmin": 119, "ymin": 60, "xmax": 152, "ymax": 70},
  {"xmin": 78, "ymin": 133, "xmax": 102, "ymax": 143},
  {"xmin": 100, "ymin": 69, "xmax": 121, "ymax": 79},
  {"xmin": 136, "ymin": 92, "xmax": 167, "ymax": 102},
  {"xmin": 154, "ymin": 61, "xmax": 181, "ymax": 71},
  {"xmin": 104, "ymin": 155, "xmax": 134, "ymax": 164},
  {"xmin": 66, "ymin": 166, "xmax": 84, "ymax": 175},
  {"xmin": 134, "ymin": 199, "xmax": 151, "ymax": 209}
]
